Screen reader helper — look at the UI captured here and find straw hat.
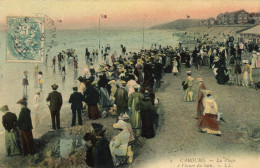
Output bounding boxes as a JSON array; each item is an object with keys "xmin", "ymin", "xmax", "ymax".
[
  {"xmin": 101, "ymin": 68, "xmax": 107, "ymax": 72},
  {"xmin": 197, "ymin": 78, "xmax": 203, "ymax": 82},
  {"xmin": 92, "ymin": 81, "xmax": 97, "ymax": 85},
  {"xmin": 108, "ymin": 80, "xmax": 116, "ymax": 85},
  {"xmin": 51, "ymin": 84, "xmax": 59, "ymax": 90},
  {"xmin": 0, "ymin": 105, "xmax": 9, "ymax": 112},
  {"xmin": 242, "ymin": 60, "xmax": 249, "ymax": 64},
  {"xmin": 133, "ymin": 84, "xmax": 140, "ymax": 89},
  {"xmin": 118, "ymin": 113, "xmax": 130, "ymax": 121},
  {"xmin": 201, "ymin": 90, "xmax": 212, "ymax": 95},
  {"xmin": 119, "ymin": 68, "xmax": 126, "ymax": 72},
  {"xmin": 23, "ymin": 71, "xmax": 28, "ymax": 75},
  {"xmin": 35, "ymin": 90, "xmax": 41, "ymax": 94},
  {"xmin": 113, "ymin": 120, "xmax": 128, "ymax": 129},
  {"xmin": 186, "ymin": 71, "xmax": 192, "ymax": 74}
]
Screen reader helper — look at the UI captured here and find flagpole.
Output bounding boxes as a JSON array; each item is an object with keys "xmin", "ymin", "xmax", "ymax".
[
  {"xmin": 142, "ymin": 16, "xmax": 145, "ymax": 49},
  {"xmin": 99, "ymin": 16, "xmax": 101, "ymax": 49}
]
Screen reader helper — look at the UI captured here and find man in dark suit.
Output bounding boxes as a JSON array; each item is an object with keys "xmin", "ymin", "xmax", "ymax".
[
  {"xmin": 69, "ymin": 87, "xmax": 86, "ymax": 126},
  {"xmin": 46, "ymin": 84, "xmax": 63, "ymax": 130},
  {"xmin": 1, "ymin": 105, "xmax": 21, "ymax": 156}
]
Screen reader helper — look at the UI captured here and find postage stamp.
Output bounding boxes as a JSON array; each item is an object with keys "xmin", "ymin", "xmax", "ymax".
[{"xmin": 6, "ymin": 16, "xmax": 45, "ymax": 62}]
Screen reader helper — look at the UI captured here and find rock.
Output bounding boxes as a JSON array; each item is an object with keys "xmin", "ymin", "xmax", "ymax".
[{"xmin": 251, "ymin": 128, "xmax": 260, "ymax": 139}]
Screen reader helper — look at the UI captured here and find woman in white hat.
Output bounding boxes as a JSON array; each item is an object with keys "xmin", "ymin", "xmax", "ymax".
[
  {"xmin": 198, "ymin": 90, "xmax": 221, "ymax": 136},
  {"xmin": 172, "ymin": 57, "xmax": 178, "ymax": 76},
  {"xmin": 183, "ymin": 71, "xmax": 194, "ymax": 102},
  {"xmin": 242, "ymin": 60, "xmax": 251, "ymax": 87},
  {"xmin": 110, "ymin": 120, "xmax": 130, "ymax": 166},
  {"xmin": 118, "ymin": 113, "xmax": 135, "ymax": 163}
]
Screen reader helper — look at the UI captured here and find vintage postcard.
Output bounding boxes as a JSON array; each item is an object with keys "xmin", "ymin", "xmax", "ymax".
[{"xmin": 0, "ymin": 0, "xmax": 259, "ymax": 168}]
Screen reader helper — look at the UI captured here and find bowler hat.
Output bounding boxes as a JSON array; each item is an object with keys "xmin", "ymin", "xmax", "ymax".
[{"xmin": 51, "ymin": 84, "xmax": 59, "ymax": 90}]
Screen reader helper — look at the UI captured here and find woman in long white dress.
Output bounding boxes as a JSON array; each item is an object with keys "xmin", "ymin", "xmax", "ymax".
[
  {"xmin": 33, "ymin": 90, "xmax": 40, "ymax": 129},
  {"xmin": 172, "ymin": 58, "xmax": 178, "ymax": 76},
  {"xmin": 242, "ymin": 60, "xmax": 250, "ymax": 87}
]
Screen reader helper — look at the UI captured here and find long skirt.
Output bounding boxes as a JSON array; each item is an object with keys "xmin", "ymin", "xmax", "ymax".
[
  {"xmin": 184, "ymin": 86, "xmax": 193, "ymax": 102},
  {"xmin": 172, "ymin": 66, "xmax": 178, "ymax": 73},
  {"xmin": 140, "ymin": 110, "xmax": 155, "ymax": 139},
  {"xmin": 19, "ymin": 130, "xmax": 34, "ymax": 155},
  {"xmin": 242, "ymin": 71, "xmax": 249, "ymax": 87},
  {"xmin": 197, "ymin": 100, "xmax": 204, "ymax": 118},
  {"xmin": 88, "ymin": 104, "xmax": 100, "ymax": 120},
  {"xmin": 22, "ymin": 78, "xmax": 29, "ymax": 86},
  {"xmin": 86, "ymin": 146, "xmax": 94, "ymax": 167},
  {"xmin": 198, "ymin": 113, "xmax": 221, "ymax": 135}
]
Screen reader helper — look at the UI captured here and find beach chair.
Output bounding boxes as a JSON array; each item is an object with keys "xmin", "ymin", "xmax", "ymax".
[{"xmin": 129, "ymin": 128, "xmax": 143, "ymax": 148}]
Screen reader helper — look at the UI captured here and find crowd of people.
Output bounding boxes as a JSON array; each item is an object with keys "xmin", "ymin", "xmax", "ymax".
[
  {"xmin": 1, "ymin": 45, "xmax": 170, "ymax": 167},
  {"xmin": 1, "ymin": 34, "xmax": 259, "ymax": 167},
  {"xmin": 177, "ymin": 33, "xmax": 260, "ymax": 87}
]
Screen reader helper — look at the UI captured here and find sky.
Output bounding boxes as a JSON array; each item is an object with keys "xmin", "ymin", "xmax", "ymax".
[{"xmin": 0, "ymin": 0, "xmax": 259, "ymax": 29}]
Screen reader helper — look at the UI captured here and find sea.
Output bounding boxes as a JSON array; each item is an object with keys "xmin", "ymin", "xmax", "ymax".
[{"xmin": 0, "ymin": 28, "xmax": 180, "ymax": 155}]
